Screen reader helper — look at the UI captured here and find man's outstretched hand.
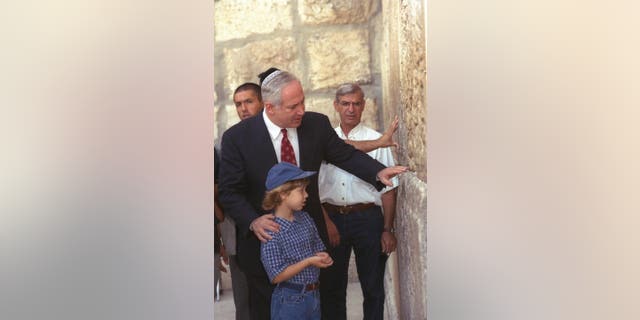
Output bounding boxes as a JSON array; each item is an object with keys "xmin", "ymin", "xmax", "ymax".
[{"xmin": 377, "ymin": 166, "xmax": 408, "ymax": 187}]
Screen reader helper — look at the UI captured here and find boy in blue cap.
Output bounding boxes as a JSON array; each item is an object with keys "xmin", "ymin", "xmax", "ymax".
[{"xmin": 260, "ymin": 162, "xmax": 334, "ymax": 320}]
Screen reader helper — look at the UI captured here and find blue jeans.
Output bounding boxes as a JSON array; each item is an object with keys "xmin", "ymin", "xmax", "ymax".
[
  {"xmin": 271, "ymin": 285, "xmax": 320, "ymax": 320},
  {"xmin": 320, "ymin": 206, "xmax": 388, "ymax": 320}
]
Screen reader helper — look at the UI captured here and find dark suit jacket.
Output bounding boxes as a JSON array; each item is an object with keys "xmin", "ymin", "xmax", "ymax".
[{"xmin": 219, "ymin": 111, "xmax": 386, "ymax": 276}]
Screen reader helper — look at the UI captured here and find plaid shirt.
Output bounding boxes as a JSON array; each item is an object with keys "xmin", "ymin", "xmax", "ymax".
[{"xmin": 260, "ymin": 211, "xmax": 326, "ymax": 284}]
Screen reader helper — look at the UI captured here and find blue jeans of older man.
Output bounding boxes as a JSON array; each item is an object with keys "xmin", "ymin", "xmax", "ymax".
[
  {"xmin": 320, "ymin": 205, "xmax": 388, "ymax": 320},
  {"xmin": 271, "ymin": 285, "xmax": 320, "ymax": 320}
]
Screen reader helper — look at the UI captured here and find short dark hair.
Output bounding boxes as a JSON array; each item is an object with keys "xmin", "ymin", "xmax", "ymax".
[
  {"xmin": 233, "ymin": 82, "xmax": 262, "ymax": 102},
  {"xmin": 258, "ymin": 67, "xmax": 280, "ymax": 85}
]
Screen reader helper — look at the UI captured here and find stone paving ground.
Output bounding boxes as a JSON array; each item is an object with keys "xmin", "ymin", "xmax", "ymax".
[{"xmin": 213, "ymin": 281, "xmax": 364, "ymax": 319}]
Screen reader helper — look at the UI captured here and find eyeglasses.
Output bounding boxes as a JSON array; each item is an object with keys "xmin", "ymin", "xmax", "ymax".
[{"xmin": 338, "ymin": 100, "xmax": 363, "ymax": 108}]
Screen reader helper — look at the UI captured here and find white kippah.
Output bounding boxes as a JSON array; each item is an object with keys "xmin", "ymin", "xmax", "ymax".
[{"xmin": 262, "ymin": 70, "xmax": 283, "ymax": 86}]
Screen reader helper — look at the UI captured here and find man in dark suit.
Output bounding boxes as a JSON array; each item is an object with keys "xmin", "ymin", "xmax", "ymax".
[{"xmin": 219, "ymin": 70, "xmax": 407, "ymax": 320}]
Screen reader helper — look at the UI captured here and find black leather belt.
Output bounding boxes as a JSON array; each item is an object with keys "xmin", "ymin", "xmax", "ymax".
[
  {"xmin": 278, "ymin": 281, "xmax": 320, "ymax": 292},
  {"xmin": 322, "ymin": 202, "xmax": 375, "ymax": 215}
]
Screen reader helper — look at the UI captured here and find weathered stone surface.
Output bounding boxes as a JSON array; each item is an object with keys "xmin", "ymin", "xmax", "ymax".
[
  {"xmin": 305, "ymin": 96, "xmax": 336, "ymax": 124},
  {"xmin": 222, "ymin": 37, "xmax": 302, "ymax": 98},
  {"xmin": 379, "ymin": 1, "xmax": 427, "ymax": 319},
  {"xmin": 381, "ymin": 0, "xmax": 401, "ymax": 146},
  {"xmin": 214, "ymin": 0, "xmax": 292, "ymax": 42},
  {"xmin": 299, "ymin": 0, "xmax": 376, "ymax": 25},
  {"xmin": 384, "ymin": 253, "xmax": 401, "ymax": 320},
  {"xmin": 396, "ymin": 173, "xmax": 428, "ymax": 320},
  {"xmin": 370, "ymin": 11, "xmax": 384, "ymax": 76},
  {"xmin": 214, "ymin": 103, "xmax": 241, "ymax": 147},
  {"xmin": 360, "ymin": 98, "xmax": 379, "ymax": 131},
  {"xmin": 223, "ymin": 104, "xmax": 241, "ymax": 129},
  {"xmin": 306, "ymin": 29, "xmax": 372, "ymax": 90},
  {"xmin": 399, "ymin": 0, "xmax": 427, "ymax": 181}
]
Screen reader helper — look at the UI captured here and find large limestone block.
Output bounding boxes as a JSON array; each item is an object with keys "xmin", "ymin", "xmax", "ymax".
[
  {"xmin": 299, "ymin": 0, "xmax": 376, "ymax": 25},
  {"xmin": 370, "ymin": 11, "xmax": 384, "ymax": 76},
  {"xmin": 224, "ymin": 104, "xmax": 241, "ymax": 129},
  {"xmin": 359, "ymin": 97, "xmax": 379, "ymax": 131},
  {"xmin": 214, "ymin": 103, "xmax": 241, "ymax": 147},
  {"xmin": 306, "ymin": 29, "xmax": 372, "ymax": 90},
  {"xmin": 222, "ymin": 38, "xmax": 302, "ymax": 97},
  {"xmin": 384, "ymin": 253, "xmax": 401, "ymax": 320},
  {"xmin": 398, "ymin": 0, "xmax": 427, "ymax": 179},
  {"xmin": 396, "ymin": 173, "xmax": 428, "ymax": 319},
  {"xmin": 214, "ymin": 0, "xmax": 292, "ymax": 42},
  {"xmin": 305, "ymin": 96, "xmax": 336, "ymax": 125}
]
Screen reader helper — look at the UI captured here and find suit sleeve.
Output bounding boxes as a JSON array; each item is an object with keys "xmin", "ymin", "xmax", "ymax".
[
  {"xmin": 219, "ymin": 129, "xmax": 260, "ymax": 237},
  {"xmin": 318, "ymin": 116, "xmax": 387, "ymax": 191}
]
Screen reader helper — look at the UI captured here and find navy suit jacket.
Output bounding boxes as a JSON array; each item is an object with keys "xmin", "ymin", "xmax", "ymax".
[{"xmin": 219, "ymin": 111, "xmax": 386, "ymax": 276}]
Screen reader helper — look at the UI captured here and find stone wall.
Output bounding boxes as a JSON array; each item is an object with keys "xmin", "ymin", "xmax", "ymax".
[
  {"xmin": 381, "ymin": 1, "xmax": 428, "ymax": 319},
  {"xmin": 214, "ymin": 0, "xmax": 383, "ymax": 144},
  {"xmin": 214, "ymin": 0, "xmax": 427, "ymax": 319}
]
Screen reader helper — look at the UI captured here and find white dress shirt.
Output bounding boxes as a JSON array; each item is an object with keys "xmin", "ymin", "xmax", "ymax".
[
  {"xmin": 262, "ymin": 109, "xmax": 300, "ymax": 165},
  {"xmin": 318, "ymin": 123, "xmax": 398, "ymax": 206}
]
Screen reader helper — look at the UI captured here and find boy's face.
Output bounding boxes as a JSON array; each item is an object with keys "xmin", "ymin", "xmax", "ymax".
[{"xmin": 283, "ymin": 185, "xmax": 308, "ymax": 211}]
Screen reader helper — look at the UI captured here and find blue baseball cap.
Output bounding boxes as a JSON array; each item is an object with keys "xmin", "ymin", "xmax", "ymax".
[{"xmin": 265, "ymin": 162, "xmax": 316, "ymax": 191}]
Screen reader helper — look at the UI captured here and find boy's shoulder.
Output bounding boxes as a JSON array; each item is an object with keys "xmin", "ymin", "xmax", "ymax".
[
  {"xmin": 264, "ymin": 228, "xmax": 281, "ymax": 241},
  {"xmin": 294, "ymin": 210, "xmax": 313, "ymax": 222}
]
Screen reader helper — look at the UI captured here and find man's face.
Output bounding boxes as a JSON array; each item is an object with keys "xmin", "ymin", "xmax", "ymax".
[
  {"xmin": 233, "ymin": 90, "xmax": 263, "ymax": 120},
  {"xmin": 266, "ymin": 81, "xmax": 305, "ymax": 128},
  {"xmin": 334, "ymin": 92, "xmax": 365, "ymax": 128}
]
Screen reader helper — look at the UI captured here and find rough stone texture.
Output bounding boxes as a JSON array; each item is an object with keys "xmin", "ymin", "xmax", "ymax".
[
  {"xmin": 380, "ymin": 1, "xmax": 427, "ymax": 319},
  {"xmin": 299, "ymin": 0, "xmax": 376, "ymax": 25},
  {"xmin": 305, "ymin": 96, "xmax": 335, "ymax": 123},
  {"xmin": 306, "ymin": 29, "xmax": 372, "ymax": 90},
  {"xmin": 398, "ymin": 0, "xmax": 427, "ymax": 181},
  {"xmin": 213, "ymin": 104, "xmax": 239, "ymax": 148},
  {"xmin": 384, "ymin": 253, "xmax": 401, "ymax": 320},
  {"xmin": 396, "ymin": 173, "xmax": 427, "ymax": 319},
  {"xmin": 222, "ymin": 37, "xmax": 302, "ymax": 98},
  {"xmin": 359, "ymin": 98, "xmax": 379, "ymax": 131},
  {"xmin": 224, "ymin": 104, "xmax": 241, "ymax": 128},
  {"xmin": 370, "ymin": 10, "xmax": 384, "ymax": 76},
  {"xmin": 381, "ymin": 0, "xmax": 402, "ymax": 158},
  {"xmin": 214, "ymin": 0, "xmax": 292, "ymax": 42}
]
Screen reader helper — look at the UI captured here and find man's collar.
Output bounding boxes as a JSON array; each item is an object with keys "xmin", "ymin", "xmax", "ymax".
[
  {"xmin": 262, "ymin": 109, "xmax": 298, "ymax": 141},
  {"xmin": 273, "ymin": 211, "xmax": 304, "ymax": 225},
  {"xmin": 262, "ymin": 109, "xmax": 282, "ymax": 141},
  {"xmin": 337, "ymin": 122, "xmax": 364, "ymax": 138}
]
